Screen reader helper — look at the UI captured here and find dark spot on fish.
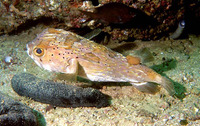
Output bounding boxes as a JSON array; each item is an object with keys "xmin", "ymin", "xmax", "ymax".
[
  {"xmin": 40, "ymin": 59, "xmax": 42, "ymax": 62},
  {"xmin": 63, "ymin": 57, "xmax": 65, "ymax": 59},
  {"xmin": 51, "ymin": 54, "xmax": 54, "ymax": 56},
  {"xmin": 59, "ymin": 53, "xmax": 61, "ymax": 55},
  {"xmin": 53, "ymin": 48, "xmax": 55, "ymax": 50}
]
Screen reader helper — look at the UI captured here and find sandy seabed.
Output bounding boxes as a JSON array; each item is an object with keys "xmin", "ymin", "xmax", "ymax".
[{"xmin": 0, "ymin": 25, "xmax": 199, "ymax": 126}]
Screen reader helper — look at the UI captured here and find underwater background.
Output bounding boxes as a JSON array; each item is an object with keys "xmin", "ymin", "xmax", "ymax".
[{"xmin": 0, "ymin": 0, "xmax": 199, "ymax": 125}]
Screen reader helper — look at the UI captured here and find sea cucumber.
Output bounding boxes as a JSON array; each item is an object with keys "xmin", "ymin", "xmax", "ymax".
[
  {"xmin": 0, "ymin": 92, "xmax": 38, "ymax": 126},
  {"xmin": 11, "ymin": 73, "xmax": 110, "ymax": 108},
  {"xmin": 169, "ymin": 20, "xmax": 185, "ymax": 39}
]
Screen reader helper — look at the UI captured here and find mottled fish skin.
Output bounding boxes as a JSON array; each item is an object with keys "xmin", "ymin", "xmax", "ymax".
[{"xmin": 27, "ymin": 28, "xmax": 175, "ymax": 95}]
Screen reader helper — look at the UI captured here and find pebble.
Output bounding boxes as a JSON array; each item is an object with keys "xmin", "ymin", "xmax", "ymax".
[
  {"xmin": 191, "ymin": 88, "xmax": 200, "ymax": 95},
  {"xmin": 179, "ymin": 119, "xmax": 188, "ymax": 125},
  {"xmin": 4, "ymin": 56, "xmax": 12, "ymax": 64}
]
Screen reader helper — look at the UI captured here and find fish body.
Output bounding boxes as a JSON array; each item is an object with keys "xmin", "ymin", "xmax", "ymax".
[
  {"xmin": 79, "ymin": 2, "xmax": 157, "ymax": 25},
  {"xmin": 80, "ymin": 2, "xmax": 137, "ymax": 24},
  {"xmin": 27, "ymin": 28, "xmax": 175, "ymax": 95}
]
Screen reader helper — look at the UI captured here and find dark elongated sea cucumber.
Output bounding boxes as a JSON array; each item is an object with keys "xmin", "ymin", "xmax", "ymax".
[
  {"xmin": 11, "ymin": 73, "xmax": 110, "ymax": 108},
  {"xmin": 0, "ymin": 92, "xmax": 38, "ymax": 126}
]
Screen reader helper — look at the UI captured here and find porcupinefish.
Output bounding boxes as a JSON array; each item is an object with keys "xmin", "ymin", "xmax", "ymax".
[{"xmin": 27, "ymin": 28, "xmax": 175, "ymax": 95}]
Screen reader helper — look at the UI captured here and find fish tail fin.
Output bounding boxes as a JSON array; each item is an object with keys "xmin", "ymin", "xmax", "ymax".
[
  {"xmin": 130, "ymin": 82, "xmax": 160, "ymax": 94},
  {"xmin": 159, "ymin": 77, "xmax": 175, "ymax": 96},
  {"xmin": 131, "ymin": 77, "xmax": 175, "ymax": 96}
]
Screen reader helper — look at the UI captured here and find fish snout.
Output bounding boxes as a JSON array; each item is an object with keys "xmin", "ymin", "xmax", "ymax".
[{"xmin": 26, "ymin": 42, "xmax": 34, "ymax": 58}]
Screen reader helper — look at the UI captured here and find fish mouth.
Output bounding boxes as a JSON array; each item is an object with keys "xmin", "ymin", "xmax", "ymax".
[
  {"xmin": 26, "ymin": 43, "xmax": 30, "ymax": 56},
  {"xmin": 26, "ymin": 42, "xmax": 34, "ymax": 59}
]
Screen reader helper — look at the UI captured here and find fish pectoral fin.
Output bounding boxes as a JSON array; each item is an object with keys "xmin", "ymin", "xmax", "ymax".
[
  {"xmin": 60, "ymin": 58, "xmax": 78, "ymax": 81},
  {"xmin": 65, "ymin": 58, "xmax": 78, "ymax": 75},
  {"xmin": 130, "ymin": 82, "xmax": 160, "ymax": 94}
]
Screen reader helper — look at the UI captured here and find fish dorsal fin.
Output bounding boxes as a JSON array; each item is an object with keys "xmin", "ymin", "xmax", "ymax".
[{"xmin": 126, "ymin": 55, "xmax": 141, "ymax": 65}]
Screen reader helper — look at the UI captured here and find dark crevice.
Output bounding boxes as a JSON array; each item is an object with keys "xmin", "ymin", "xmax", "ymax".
[
  {"xmin": 91, "ymin": 0, "xmax": 99, "ymax": 6},
  {"xmin": 8, "ymin": 17, "xmax": 62, "ymax": 35}
]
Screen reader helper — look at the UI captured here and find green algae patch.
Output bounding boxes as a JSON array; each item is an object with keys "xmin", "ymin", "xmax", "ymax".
[
  {"xmin": 150, "ymin": 59, "xmax": 186, "ymax": 99},
  {"xmin": 32, "ymin": 110, "xmax": 46, "ymax": 126},
  {"xmin": 150, "ymin": 59, "xmax": 177, "ymax": 74}
]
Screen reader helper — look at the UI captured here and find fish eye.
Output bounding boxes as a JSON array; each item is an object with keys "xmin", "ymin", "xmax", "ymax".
[
  {"xmin": 36, "ymin": 48, "xmax": 42, "ymax": 54},
  {"xmin": 33, "ymin": 47, "xmax": 44, "ymax": 57}
]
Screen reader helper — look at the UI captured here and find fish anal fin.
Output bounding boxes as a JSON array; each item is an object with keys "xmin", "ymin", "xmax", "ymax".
[
  {"xmin": 55, "ymin": 73, "xmax": 77, "ymax": 82},
  {"xmin": 131, "ymin": 82, "xmax": 160, "ymax": 94}
]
